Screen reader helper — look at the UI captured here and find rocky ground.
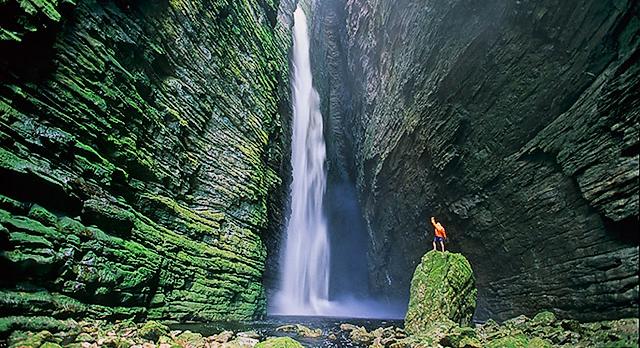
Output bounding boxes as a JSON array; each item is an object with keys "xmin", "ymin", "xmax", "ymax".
[
  {"xmin": 4, "ymin": 320, "xmax": 306, "ymax": 348},
  {"xmin": 5, "ymin": 251, "xmax": 638, "ymax": 348},
  {"xmin": 4, "ymin": 314, "xmax": 638, "ymax": 348}
]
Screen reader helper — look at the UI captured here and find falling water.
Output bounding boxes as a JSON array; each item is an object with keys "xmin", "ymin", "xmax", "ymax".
[
  {"xmin": 271, "ymin": 6, "xmax": 406, "ymax": 319},
  {"xmin": 273, "ymin": 5, "xmax": 331, "ymax": 315}
]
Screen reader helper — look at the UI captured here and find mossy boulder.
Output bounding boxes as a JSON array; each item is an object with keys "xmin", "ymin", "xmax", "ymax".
[
  {"xmin": 530, "ymin": 311, "xmax": 556, "ymax": 327},
  {"xmin": 175, "ymin": 330, "xmax": 205, "ymax": 347},
  {"xmin": 275, "ymin": 324, "xmax": 322, "ymax": 338},
  {"xmin": 7, "ymin": 330, "xmax": 59, "ymax": 348},
  {"xmin": 138, "ymin": 320, "xmax": 168, "ymax": 342},
  {"xmin": 405, "ymin": 251, "xmax": 477, "ymax": 334},
  {"xmin": 440, "ymin": 326, "xmax": 482, "ymax": 348},
  {"xmin": 254, "ymin": 337, "xmax": 304, "ymax": 348},
  {"xmin": 486, "ymin": 334, "xmax": 529, "ymax": 348}
]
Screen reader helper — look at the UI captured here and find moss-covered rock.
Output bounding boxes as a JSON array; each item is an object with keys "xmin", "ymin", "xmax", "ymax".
[
  {"xmin": 175, "ymin": 330, "xmax": 205, "ymax": 348},
  {"xmin": 530, "ymin": 312, "xmax": 556, "ymax": 328},
  {"xmin": 275, "ymin": 324, "xmax": 322, "ymax": 338},
  {"xmin": 138, "ymin": 320, "xmax": 168, "ymax": 342},
  {"xmin": 405, "ymin": 251, "xmax": 477, "ymax": 334},
  {"xmin": 486, "ymin": 334, "xmax": 529, "ymax": 348},
  {"xmin": 254, "ymin": 337, "xmax": 304, "ymax": 348}
]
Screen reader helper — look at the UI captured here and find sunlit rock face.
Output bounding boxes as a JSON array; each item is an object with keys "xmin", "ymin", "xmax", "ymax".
[
  {"xmin": 309, "ymin": 0, "xmax": 639, "ymax": 321},
  {"xmin": 0, "ymin": 0, "xmax": 292, "ymax": 328}
]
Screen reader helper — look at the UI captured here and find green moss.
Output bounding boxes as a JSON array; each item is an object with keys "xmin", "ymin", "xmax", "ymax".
[
  {"xmin": 254, "ymin": 337, "xmax": 304, "ymax": 348},
  {"xmin": 530, "ymin": 311, "xmax": 556, "ymax": 327},
  {"xmin": 0, "ymin": 194, "xmax": 25, "ymax": 212},
  {"xmin": 57, "ymin": 217, "xmax": 89, "ymax": 238},
  {"xmin": 0, "ymin": 0, "xmax": 286, "ymax": 324},
  {"xmin": 405, "ymin": 251, "xmax": 477, "ymax": 334},
  {"xmin": 486, "ymin": 334, "xmax": 529, "ymax": 348},
  {"xmin": 138, "ymin": 321, "xmax": 168, "ymax": 342},
  {"xmin": 28, "ymin": 204, "xmax": 58, "ymax": 226},
  {"xmin": 175, "ymin": 331, "xmax": 205, "ymax": 347},
  {"xmin": 1, "ymin": 28, "xmax": 23, "ymax": 42},
  {"xmin": 526, "ymin": 337, "xmax": 552, "ymax": 348},
  {"xmin": 8, "ymin": 231, "xmax": 53, "ymax": 248},
  {"xmin": 0, "ymin": 316, "xmax": 77, "ymax": 336}
]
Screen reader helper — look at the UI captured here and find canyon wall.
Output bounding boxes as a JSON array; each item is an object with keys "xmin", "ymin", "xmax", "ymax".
[
  {"xmin": 0, "ymin": 0, "xmax": 292, "ymax": 332},
  {"xmin": 312, "ymin": 0, "xmax": 639, "ymax": 321}
]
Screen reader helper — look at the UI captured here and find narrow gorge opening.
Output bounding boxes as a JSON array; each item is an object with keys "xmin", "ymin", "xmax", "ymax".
[
  {"xmin": 270, "ymin": 4, "xmax": 404, "ymax": 319},
  {"xmin": 0, "ymin": 0, "xmax": 637, "ymax": 346}
]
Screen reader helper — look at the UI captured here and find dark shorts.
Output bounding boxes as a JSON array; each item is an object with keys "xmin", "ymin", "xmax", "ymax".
[{"xmin": 433, "ymin": 236, "xmax": 444, "ymax": 243}]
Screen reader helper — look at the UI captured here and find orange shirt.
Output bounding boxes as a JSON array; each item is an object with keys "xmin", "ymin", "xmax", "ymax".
[{"xmin": 434, "ymin": 223, "xmax": 447, "ymax": 238}]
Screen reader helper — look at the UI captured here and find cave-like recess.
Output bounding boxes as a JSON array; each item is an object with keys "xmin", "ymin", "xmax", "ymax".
[{"xmin": 306, "ymin": 0, "xmax": 639, "ymax": 321}]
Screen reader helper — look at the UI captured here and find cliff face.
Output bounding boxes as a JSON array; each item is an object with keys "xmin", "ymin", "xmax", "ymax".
[
  {"xmin": 312, "ymin": 0, "xmax": 639, "ymax": 321},
  {"xmin": 0, "ymin": 0, "xmax": 292, "ymax": 329}
]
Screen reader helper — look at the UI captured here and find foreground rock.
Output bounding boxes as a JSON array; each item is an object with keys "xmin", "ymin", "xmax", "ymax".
[
  {"xmin": 405, "ymin": 251, "xmax": 476, "ymax": 334},
  {"xmin": 6, "ymin": 320, "xmax": 305, "ymax": 348},
  {"xmin": 5, "ymin": 315, "xmax": 638, "ymax": 348},
  {"xmin": 275, "ymin": 324, "xmax": 322, "ymax": 338},
  {"xmin": 339, "ymin": 323, "xmax": 407, "ymax": 347}
]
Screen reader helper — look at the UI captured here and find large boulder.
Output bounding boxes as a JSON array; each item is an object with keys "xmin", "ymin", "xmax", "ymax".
[{"xmin": 405, "ymin": 251, "xmax": 477, "ymax": 334}]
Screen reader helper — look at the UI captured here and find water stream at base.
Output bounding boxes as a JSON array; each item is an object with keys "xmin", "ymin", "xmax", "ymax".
[{"xmin": 171, "ymin": 316, "xmax": 404, "ymax": 348}]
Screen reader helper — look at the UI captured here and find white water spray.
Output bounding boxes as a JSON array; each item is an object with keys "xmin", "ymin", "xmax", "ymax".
[
  {"xmin": 273, "ymin": 5, "xmax": 331, "ymax": 315},
  {"xmin": 271, "ymin": 6, "xmax": 406, "ymax": 319}
]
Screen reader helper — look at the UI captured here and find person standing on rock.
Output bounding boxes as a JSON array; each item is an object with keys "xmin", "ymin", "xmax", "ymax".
[{"xmin": 431, "ymin": 216, "xmax": 447, "ymax": 252}]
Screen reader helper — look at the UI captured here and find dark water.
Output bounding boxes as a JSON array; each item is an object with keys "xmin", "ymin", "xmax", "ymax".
[{"xmin": 170, "ymin": 315, "xmax": 404, "ymax": 347}]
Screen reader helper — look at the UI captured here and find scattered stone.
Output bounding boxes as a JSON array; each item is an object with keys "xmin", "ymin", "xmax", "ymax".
[
  {"xmin": 503, "ymin": 315, "xmax": 530, "ymax": 330},
  {"xmin": 486, "ymin": 334, "xmax": 529, "ymax": 348},
  {"xmin": 237, "ymin": 331, "xmax": 261, "ymax": 339},
  {"xmin": 275, "ymin": 324, "xmax": 322, "ymax": 338},
  {"xmin": 349, "ymin": 325, "xmax": 374, "ymax": 344},
  {"xmin": 339, "ymin": 323, "xmax": 359, "ymax": 331},
  {"xmin": 75, "ymin": 332, "xmax": 95, "ymax": 342},
  {"xmin": 175, "ymin": 330, "xmax": 205, "ymax": 348},
  {"xmin": 212, "ymin": 330, "xmax": 235, "ymax": 343},
  {"xmin": 138, "ymin": 321, "xmax": 169, "ymax": 342},
  {"xmin": 5, "ymin": 315, "xmax": 639, "ymax": 348},
  {"xmin": 531, "ymin": 311, "xmax": 556, "ymax": 327},
  {"xmin": 440, "ymin": 326, "xmax": 479, "ymax": 348},
  {"xmin": 228, "ymin": 336, "xmax": 260, "ymax": 347}
]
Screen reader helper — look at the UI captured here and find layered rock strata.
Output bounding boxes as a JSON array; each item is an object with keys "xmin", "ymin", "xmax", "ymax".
[
  {"xmin": 311, "ymin": 0, "xmax": 639, "ymax": 321},
  {"xmin": 0, "ymin": 0, "xmax": 292, "ymax": 329}
]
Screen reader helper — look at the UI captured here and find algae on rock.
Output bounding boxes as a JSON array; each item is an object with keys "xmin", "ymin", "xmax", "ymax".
[
  {"xmin": 0, "ymin": 0, "xmax": 293, "ymax": 330},
  {"xmin": 405, "ymin": 251, "xmax": 476, "ymax": 335}
]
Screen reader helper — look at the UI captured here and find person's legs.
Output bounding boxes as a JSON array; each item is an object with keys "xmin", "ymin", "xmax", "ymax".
[
  {"xmin": 432, "ymin": 240, "xmax": 436, "ymax": 251},
  {"xmin": 440, "ymin": 241, "xmax": 445, "ymax": 252}
]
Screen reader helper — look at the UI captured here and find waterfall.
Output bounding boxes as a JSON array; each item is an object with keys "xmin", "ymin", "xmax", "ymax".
[
  {"xmin": 273, "ymin": 5, "xmax": 331, "ymax": 315},
  {"xmin": 271, "ymin": 5, "xmax": 405, "ymax": 319}
]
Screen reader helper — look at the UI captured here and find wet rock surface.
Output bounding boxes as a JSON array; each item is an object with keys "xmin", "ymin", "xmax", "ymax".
[
  {"xmin": 4, "ymin": 314, "xmax": 638, "ymax": 348},
  {"xmin": 405, "ymin": 251, "xmax": 476, "ymax": 334},
  {"xmin": 0, "ymin": 0, "xmax": 293, "ymax": 327},
  {"xmin": 308, "ymin": 0, "xmax": 639, "ymax": 321}
]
